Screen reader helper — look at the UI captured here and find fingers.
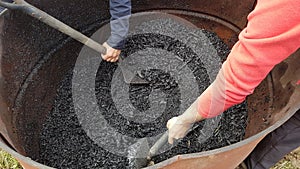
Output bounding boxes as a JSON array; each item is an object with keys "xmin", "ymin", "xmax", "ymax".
[
  {"xmin": 106, "ymin": 56, "xmax": 119, "ymax": 62},
  {"xmin": 168, "ymin": 135, "xmax": 174, "ymax": 145},
  {"xmin": 110, "ymin": 56, "xmax": 119, "ymax": 62},
  {"xmin": 167, "ymin": 117, "xmax": 178, "ymax": 129},
  {"xmin": 102, "ymin": 51, "xmax": 120, "ymax": 62},
  {"xmin": 101, "ymin": 42, "xmax": 121, "ymax": 62},
  {"xmin": 167, "ymin": 116, "xmax": 192, "ymax": 144},
  {"xmin": 167, "ymin": 117, "xmax": 180, "ymax": 144},
  {"xmin": 167, "ymin": 117, "xmax": 178, "ymax": 144}
]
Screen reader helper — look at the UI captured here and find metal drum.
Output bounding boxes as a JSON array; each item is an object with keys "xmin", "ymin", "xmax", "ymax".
[{"xmin": 0, "ymin": 0, "xmax": 299, "ymax": 168}]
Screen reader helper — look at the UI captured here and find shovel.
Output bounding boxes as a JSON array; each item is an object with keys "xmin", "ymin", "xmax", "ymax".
[
  {"xmin": 128, "ymin": 121, "xmax": 201, "ymax": 168},
  {"xmin": 0, "ymin": 0, "xmax": 149, "ymax": 85},
  {"xmin": 128, "ymin": 131, "xmax": 169, "ymax": 168}
]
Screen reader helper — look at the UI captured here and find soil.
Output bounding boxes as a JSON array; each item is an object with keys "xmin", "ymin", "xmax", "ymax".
[{"xmin": 39, "ymin": 30, "xmax": 247, "ymax": 169}]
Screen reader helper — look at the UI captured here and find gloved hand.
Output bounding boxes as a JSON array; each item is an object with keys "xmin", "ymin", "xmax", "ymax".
[
  {"xmin": 101, "ymin": 42, "xmax": 121, "ymax": 62},
  {"xmin": 167, "ymin": 98, "xmax": 204, "ymax": 144}
]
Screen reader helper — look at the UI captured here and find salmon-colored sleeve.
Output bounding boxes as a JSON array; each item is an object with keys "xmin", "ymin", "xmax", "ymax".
[{"xmin": 198, "ymin": 0, "xmax": 300, "ymax": 118}]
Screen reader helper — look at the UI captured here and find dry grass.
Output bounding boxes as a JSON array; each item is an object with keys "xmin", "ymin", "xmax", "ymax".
[
  {"xmin": 0, "ymin": 149, "xmax": 23, "ymax": 169},
  {"xmin": 1, "ymin": 147, "xmax": 299, "ymax": 169},
  {"xmin": 271, "ymin": 147, "xmax": 300, "ymax": 169}
]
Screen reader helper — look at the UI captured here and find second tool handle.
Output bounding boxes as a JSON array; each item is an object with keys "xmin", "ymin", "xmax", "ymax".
[{"xmin": 147, "ymin": 131, "xmax": 169, "ymax": 159}]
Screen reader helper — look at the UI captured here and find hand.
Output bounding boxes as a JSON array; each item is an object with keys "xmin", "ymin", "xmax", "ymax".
[
  {"xmin": 101, "ymin": 42, "xmax": 121, "ymax": 62},
  {"xmin": 166, "ymin": 98, "xmax": 204, "ymax": 144},
  {"xmin": 167, "ymin": 116, "xmax": 193, "ymax": 144}
]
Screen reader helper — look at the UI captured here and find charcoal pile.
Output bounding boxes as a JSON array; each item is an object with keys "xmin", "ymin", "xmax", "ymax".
[{"xmin": 39, "ymin": 15, "xmax": 247, "ymax": 169}]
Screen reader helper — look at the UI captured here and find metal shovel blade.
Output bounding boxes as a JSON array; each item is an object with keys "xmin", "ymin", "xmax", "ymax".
[
  {"xmin": 128, "ymin": 131, "xmax": 169, "ymax": 169},
  {"xmin": 128, "ymin": 138, "xmax": 150, "ymax": 169},
  {"xmin": 118, "ymin": 58, "xmax": 149, "ymax": 85}
]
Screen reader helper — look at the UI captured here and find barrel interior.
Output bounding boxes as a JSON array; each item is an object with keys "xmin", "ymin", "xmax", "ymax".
[{"xmin": 2, "ymin": 0, "xmax": 299, "ymax": 168}]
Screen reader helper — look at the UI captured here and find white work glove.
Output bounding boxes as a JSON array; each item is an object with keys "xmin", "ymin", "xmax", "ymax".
[
  {"xmin": 167, "ymin": 116, "xmax": 193, "ymax": 144},
  {"xmin": 167, "ymin": 98, "xmax": 204, "ymax": 144},
  {"xmin": 101, "ymin": 42, "xmax": 121, "ymax": 62}
]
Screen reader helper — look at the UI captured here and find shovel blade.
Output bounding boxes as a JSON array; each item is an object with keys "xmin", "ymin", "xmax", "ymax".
[
  {"xmin": 128, "ymin": 138, "xmax": 150, "ymax": 169},
  {"xmin": 125, "ymin": 73, "xmax": 149, "ymax": 85},
  {"xmin": 118, "ymin": 57, "xmax": 149, "ymax": 85},
  {"xmin": 119, "ymin": 67, "xmax": 149, "ymax": 85}
]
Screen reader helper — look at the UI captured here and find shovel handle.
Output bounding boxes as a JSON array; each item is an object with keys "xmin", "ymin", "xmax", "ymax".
[
  {"xmin": 148, "ymin": 131, "xmax": 169, "ymax": 158},
  {"xmin": 0, "ymin": 0, "xmax": 21, "ymax": 10},
  {"xmin": 0, "ymin": 0, "xmax": 107, "ymax": 55}
]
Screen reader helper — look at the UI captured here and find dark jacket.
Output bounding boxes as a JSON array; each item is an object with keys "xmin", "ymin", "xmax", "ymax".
[{"xmin": 107, "ymin": 0, "xmax": 131, "ymax": 49}]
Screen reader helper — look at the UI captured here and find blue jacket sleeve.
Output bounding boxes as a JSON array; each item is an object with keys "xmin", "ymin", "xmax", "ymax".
[{"xmin": 107, "ymin": 0, "xmax": 131, "ymax": 50}]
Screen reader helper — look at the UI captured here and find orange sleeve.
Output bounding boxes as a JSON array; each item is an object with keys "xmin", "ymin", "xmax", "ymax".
[{"xmin": 198, "ymin": 0, "xmax": 300, "ymax": 118}]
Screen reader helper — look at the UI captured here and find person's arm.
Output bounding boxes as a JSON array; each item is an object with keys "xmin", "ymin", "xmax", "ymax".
[
  {"xmin": 102, "ymin": 0, "xmax": 131, "ymax": 62},
  {"xmin": 167, "ymin": 0, "xmax": 300, "ymax": 144}
]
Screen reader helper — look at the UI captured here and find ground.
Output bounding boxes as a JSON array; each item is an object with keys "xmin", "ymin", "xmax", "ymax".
[
  {"xmin": 270, "ymin": 147, "xmax": 300, "ymax": 169},
  {"xmin": 0, "ymin": 149, "xmax": 22, "ymax": 169},
  {"xmin": 235, "ymin": 147, "xmax": 300, "ymax": 169},
  {"xmin": 1, "ymin": 147, "xmax": 299, "ymax": 169}
]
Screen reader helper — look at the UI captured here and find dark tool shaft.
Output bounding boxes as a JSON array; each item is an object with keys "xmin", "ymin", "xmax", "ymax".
[
  {"xmin": 127, "ymin": 131, "xmax": 169, "ymax": 169},
  {"xmin": 0, "ymin": 0, "xmax": 107, "ymax": 54},
  {"xmin": 147, "ymin": 131, "xmax": 169, "ymax": 160}
]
